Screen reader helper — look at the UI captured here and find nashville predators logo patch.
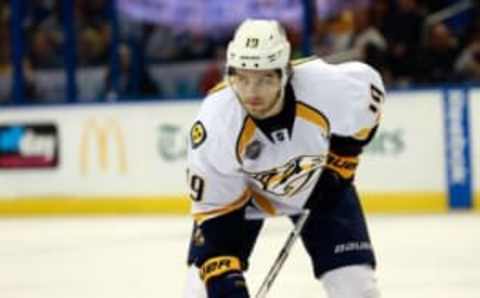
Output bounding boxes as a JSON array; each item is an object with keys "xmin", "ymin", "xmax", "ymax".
[
  {"xmin": 244, "ymin": 155, "xmax": 326, "ymax": 197},
  {"xmin": 190, "ymin": 121, "xmax": 207, "ymax": 149}
]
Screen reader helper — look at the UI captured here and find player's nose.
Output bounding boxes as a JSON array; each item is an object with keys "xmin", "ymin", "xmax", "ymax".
[{"xmin": 244, "ymin": 83, "xmax": 261, "ymax": 97}]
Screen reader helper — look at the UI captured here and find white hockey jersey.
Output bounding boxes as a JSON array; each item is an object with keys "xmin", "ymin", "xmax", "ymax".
[{"xmin": 187, "ymin": 58, "xmax": 385, "ymax": 223}]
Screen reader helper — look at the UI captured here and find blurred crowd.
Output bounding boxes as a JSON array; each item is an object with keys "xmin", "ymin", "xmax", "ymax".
[
  {"xmin": 315, "ymin": 0, "xmax": 480, "ymax": 86},
  {"xmin": 1, "ymin": 0, "xmax": 480, "ymax": 103}
]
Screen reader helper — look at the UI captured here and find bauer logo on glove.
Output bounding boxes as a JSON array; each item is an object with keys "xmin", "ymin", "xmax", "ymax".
[{"xmin": 199, "ymin": 256, "xmax": 242, "ymax": 283}]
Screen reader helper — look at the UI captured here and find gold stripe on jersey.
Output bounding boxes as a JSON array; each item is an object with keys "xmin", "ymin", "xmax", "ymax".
[
  {"xmin": 325, "ymin": 152, "xmax": 359, "ymax": 180},
  {"xmin": 193, "ymin": 188, "xmax": 252, "ymax": 224},
  {"xmin": 207, "ymin": 80, "xmax": 227, "ymax": 95},
  {"xmin": 236, "ymin": 117, "xmax": 257, "ymax": 164},
  {"xmin": 251, "ymin": 190, "xmax": 276, "ymax": 215},
  {"xmin": 291, "ymin": 56, "xmax": 318, "ymax": 66},
  {"xmin": 296, "ymin": 102, "xmax": 330, "ymax": 137},
  {"xmin": 353, "ymin": 127, "xmax": 373, "ymax": 141}
]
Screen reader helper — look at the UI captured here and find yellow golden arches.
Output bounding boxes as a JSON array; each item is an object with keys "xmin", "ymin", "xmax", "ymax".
[
  {"xmin": 296, "ymin": 102, "xmax": 330, "ymax": 137},
  {"xmin": 79, "ymin": 118, "xmax": 127, "ymax": 175},
  {"xmin": 236, "ymin": 117, "xmax": 257, "ymax": 164}
]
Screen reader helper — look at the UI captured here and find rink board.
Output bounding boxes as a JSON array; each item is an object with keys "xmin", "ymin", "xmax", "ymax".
[
  {"xmin": 471, "ymin": 90, "xmax": 480, "ymax": 210},
  {"xmin": 0, "ymin": 89, "xmax": 478, "ymax": 215},
  {"xmin": 0, "ymin": 192, "xmax": 448, "ymax": 216}
]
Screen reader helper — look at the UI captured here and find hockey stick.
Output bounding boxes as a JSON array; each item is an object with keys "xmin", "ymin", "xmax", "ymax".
[{"xmin": 255, "ymin": 209, "xmax": 311, "ymax": 298}]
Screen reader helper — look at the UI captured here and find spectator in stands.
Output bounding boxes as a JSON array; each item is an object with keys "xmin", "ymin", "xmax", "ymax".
[
  {"xmin": 313, "ymin": 10, "xmax": 355, "ymax": 58},
  {"xmin": 370, "ymin": 0, "xmax": 389, "ymax": 32},
  {"xmin": 417, "ymin": 0, "xmax": 454, "ymax": 13},
  {"xmin": 24, "ymin": 0, "xmax": 53, "ymax": 28},
  {"xmin": 29, "ymin": 30, "xmax": 63, "ymax": 69},
  {"xmin": 0, "ymin": 23, "xmax": 11, "ymax": 103},
  {"xmin": 455, "ymin": 26, "xmax": 480, "ymax": 81},
  {"xmin": 177, "ymin": 31, "xmax": 214, "ymax": 61},
  {"xmin": 77, "ymin": 0, "xmax": 108, "ymax": 27},
  {"xmin": 0, "ymin": 20, "xmax": 37, "ymax": 102},
  {"xmin": 75, "ymin": 0, "xmax": 110, "ymax": 67},
  {"xmin": 415, "ymin": 23, "xmax": 460, "ymax": 84},
  {"xmin": 198, "ymin": 46, "xmax": 225, "ymax": 95},
  {"xmin": 322, "ymin": 7, "xmax": 387, "ymax": 72},
  {"xmin": 101, "ymin": 43, "xmax": 160, "ymax": 99},
  {"xmin": 145, "ymin": 24, "xmax": 178, "ymax": 62},
  {"xmin": 349, "ymin": 8, "xmax": 387, "ymax": 68},
  {"xmin": 25, "ymin": 1, "xmax": 64, "ymax": 70},
  {"xmin": 77, "ymin": 27, "xmax": 109, "ymax": 67},
  {"xmin": 284, "ymin": 24, "xmax": 304, "ymax": 59},
  {"xmin": 383, "ymin": 0, "xmax": 425, "ymax": 83}
]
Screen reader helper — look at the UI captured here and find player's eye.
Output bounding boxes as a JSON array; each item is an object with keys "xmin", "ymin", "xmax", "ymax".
[
  {"xmin": 235, "ymin": 75, "xmax": 248, "ymax": 85},
  {"xmin": 258, "ymin": 76, "xmax": 275, "ymax": 86}
]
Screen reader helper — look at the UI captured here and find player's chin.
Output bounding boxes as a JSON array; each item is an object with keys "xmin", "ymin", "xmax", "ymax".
[
  {"xmin": 245, "ymin": 102, "xmax": 262, "ymax": 110},
  {"xmin": 247, "ymin": 107, "xmax": 267, "ymax": 118}
]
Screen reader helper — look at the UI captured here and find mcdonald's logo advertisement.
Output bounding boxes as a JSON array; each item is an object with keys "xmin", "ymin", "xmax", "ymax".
[
  {"xmin": 0, "ymin": 123, "xmax": 59, "ymax": 169},
  {"xmin": 157, "ymin": 124, "xmax": 188, "ymax": 162},
  {"xmin": 79, "ymin": 118, "xmax": 128, "ymax": 175}
]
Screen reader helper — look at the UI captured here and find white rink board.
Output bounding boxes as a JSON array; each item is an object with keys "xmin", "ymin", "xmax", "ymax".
[
  {"xmin": 0, "ymin": 91, "xmax": 448, "ymax": 200},
  {"xmin": 0, "ymin": 101, "xmax": 200, "ymax": 198},
  {"xmin": 470, "ymin": 89, "xmax": 480, "ymax": 196},
  {"xmin": 356, "ymin": 91, "xmax": 445, "ymax": 192}
]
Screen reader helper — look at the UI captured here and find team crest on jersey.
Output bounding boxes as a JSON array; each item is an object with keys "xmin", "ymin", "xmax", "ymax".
[
  {"xmin": 245, "ymin": 140, "xmax": 263, "ymax": 160},
  {"xmin": 190, "ymin": 121, "xmax": 207, "ymax": 149},
  {"xmin": 244, "ymin": 155, "xmax": 326, "ymax": 197}
]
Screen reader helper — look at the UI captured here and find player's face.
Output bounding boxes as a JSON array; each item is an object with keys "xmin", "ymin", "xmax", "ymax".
[{"xmin": 229, "ymin": 69, "xmax": 282, "ymax": 119}]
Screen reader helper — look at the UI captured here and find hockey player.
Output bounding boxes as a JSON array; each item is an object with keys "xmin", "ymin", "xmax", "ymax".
[{"xmin": 184, "ymin": 19, "xmax": 385, "ymax": 298}]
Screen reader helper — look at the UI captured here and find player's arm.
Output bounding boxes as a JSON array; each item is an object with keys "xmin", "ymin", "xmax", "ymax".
[
  {"xmin": 325, "ymin": 62, "xmax": 386, "ymax": 184},
  {"xmin": 187, "ymin": 118, "xmax": 251, "ymax": 298}
]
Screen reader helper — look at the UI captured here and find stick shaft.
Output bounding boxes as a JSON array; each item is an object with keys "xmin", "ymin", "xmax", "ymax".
[{"xmin": 255, "ymin": 210, "xmax": 310, "ymax": 298}]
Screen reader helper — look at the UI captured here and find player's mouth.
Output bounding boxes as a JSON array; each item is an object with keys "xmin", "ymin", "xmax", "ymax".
[
  {"xmin": 245, "ymin": 98, "xmax": 263, "ymax": 107},
  {"xmin": 247, "ymin": 102, "xmax": 261, "ymax": 108}
]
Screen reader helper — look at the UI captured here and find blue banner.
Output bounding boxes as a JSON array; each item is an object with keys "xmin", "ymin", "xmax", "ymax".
[{"xmin": 443, "ymin": 88, "xmax": 473, "ymax": 209}]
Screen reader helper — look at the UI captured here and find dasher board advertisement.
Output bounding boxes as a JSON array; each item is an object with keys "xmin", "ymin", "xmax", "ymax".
[
  {"xmin": 355, "ymin": 91, "xmax": 447, "ymax": 212},
  {"xmin": 0, "ymin": 102, "xmax": 199, "ymax": 199},
  {"xmin": 356, "ymin": 91, "xmax": 445, "ymax": 190},
  {"xmin": 0, "ymin": 88, "xmax": 478, "ymax": 215},
  {"xmin": 443, "ymin": 88, "xmax": 473, "ymax": 209},
  {"xmin": 470, "ymin": 89, "xmax": 480, "ymax": 209},
  {"xmin": 0, "ymin": 122, "xmax": 59, "ymax": 169}
]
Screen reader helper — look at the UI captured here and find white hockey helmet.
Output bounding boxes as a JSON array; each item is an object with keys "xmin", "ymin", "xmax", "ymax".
[{"xmin": 226, "ymin": 19, "xmax": 291, "ymax": 84}]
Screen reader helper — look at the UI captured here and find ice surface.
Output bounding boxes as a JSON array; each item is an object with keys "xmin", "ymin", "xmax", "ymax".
[{"xmin": 0, "ymin": 213, "xmax": 478, "ymax": 298}]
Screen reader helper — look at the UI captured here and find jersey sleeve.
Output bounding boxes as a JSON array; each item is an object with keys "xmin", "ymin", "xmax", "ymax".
[
  {"xmin": 187, "ymin": 107, "xmax": 250, "ymax": 224},
  {"xmin": 337, "ymin": 61, "xmax": 386, "ymax": 140},
  {"xmin": 327, "ymin": 62, "xmax": 386, "ymax": 180}
]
